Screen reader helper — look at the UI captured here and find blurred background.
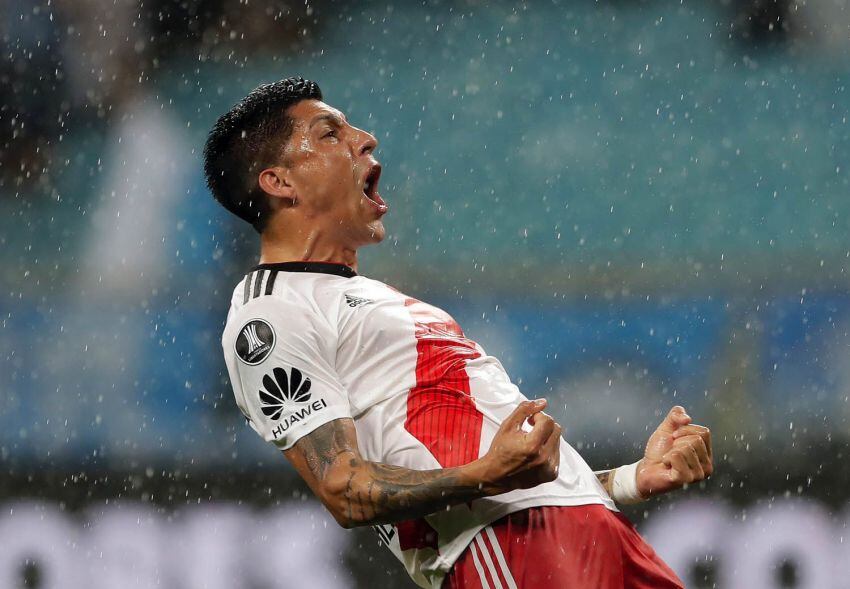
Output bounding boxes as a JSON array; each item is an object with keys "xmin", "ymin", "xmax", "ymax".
[{"xmin": 1, "ymin": 0, "xmax": 849, "ymax": 587}]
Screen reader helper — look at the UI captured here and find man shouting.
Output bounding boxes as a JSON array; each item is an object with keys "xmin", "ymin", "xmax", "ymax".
[{"xmin": 205, "ymin": 77, "xmax": 713, "ymax": 588}]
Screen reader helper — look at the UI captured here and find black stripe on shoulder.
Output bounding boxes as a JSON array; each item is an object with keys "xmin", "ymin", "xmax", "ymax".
[
  {"xmin": 264, "ymin": 270, "xmax": 278, "ymax": 295},
  {"xmin": 252, "ymin": 270, "xmax": 265, "ymax": 299},
  {"xmin": 253, "ymin": 261, "xmax": 357, "ymax": 278},
  {"xmin": 242, "ymin": 272, "xmax": 253, "ymax": 304}
]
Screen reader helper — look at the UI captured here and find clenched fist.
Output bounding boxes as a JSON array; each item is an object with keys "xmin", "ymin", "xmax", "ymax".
[
  {"xmin": 636, "ymin": 406, "xmax": 713, "ymax": 498},
  {"xmin": 480, "ymin": 399, "xmax": 562, "ymax": 494}
]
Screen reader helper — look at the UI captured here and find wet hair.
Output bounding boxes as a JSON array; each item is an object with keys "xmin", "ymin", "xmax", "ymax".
[{"xmin": 203, "ymin": 77, "xmax": 323, "ymax": 233}]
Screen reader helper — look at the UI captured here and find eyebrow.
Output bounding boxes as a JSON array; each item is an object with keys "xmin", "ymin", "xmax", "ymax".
[{"xmin": 308, "ymin": 113, "xmax": 346, "ymax": 129}]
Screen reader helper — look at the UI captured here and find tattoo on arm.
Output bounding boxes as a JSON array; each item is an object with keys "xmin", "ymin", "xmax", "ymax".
[
  {"xmin": 289, "ymin": 419, "xmax": 488, "ymax": 527},
  {"xmin": 594, "ymin": 469, "xmax": 615, "ymax": 496}
]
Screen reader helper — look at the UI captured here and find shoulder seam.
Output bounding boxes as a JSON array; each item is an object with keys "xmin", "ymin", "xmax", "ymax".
[
  {"xmin": 251, "ymin": 270, "xmax": 265, "ymax": 300},
  {"xmin": 242, "ymin": 272, "xmax": 253, "ymax": 304},
  {"xmin": 242, "ymin": 269, "xmax": 281, "ymax": 303},
  {"xmin": 264, "ymin": 269, "xmax": 278, "ymax": 296}
]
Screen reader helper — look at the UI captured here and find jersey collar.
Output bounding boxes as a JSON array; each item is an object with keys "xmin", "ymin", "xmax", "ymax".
[{"xmin": 253, "ymin": 261, "xmax": 357, "ymax": 278}]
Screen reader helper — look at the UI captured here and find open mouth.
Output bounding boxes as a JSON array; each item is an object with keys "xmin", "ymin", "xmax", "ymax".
[{"xmin": 363, "ymin": 163, "xmax": 388, "ymax": 213}]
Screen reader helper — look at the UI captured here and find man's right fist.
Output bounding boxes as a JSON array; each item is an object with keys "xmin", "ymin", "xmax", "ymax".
[{"xmin": 479, "ymin": 398, "xmax": 562, "ymax": 494}]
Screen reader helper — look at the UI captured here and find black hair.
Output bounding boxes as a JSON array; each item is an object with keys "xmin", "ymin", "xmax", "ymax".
[{"xmin": 203, "ymin": 77, "xmax": 323, "ymax": 233}]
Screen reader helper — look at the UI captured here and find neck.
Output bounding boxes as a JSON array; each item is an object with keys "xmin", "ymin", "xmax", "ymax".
[{"xmin": 259, "ymin": 223, "xmax": 359, "ymax": 272}]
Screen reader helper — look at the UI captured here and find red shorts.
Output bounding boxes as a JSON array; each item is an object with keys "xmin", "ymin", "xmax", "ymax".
[{"xmin": 444, "ymin": 505, "xmax": 684, "ymax": 589}]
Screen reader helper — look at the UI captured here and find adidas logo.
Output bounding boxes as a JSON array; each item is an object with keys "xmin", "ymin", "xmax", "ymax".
[
  {"xmin": 345, "ymin": 293, "xmax": 373, "ymax": 308},
  {"xmin": 259, "ymin": 367, "xmax": 312, "ymax": 420}
]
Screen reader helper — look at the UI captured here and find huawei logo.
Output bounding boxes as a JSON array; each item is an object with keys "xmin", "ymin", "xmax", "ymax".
[{"xmin": 259, "ymin": 367, "xmax": 312, "ymax": 420}]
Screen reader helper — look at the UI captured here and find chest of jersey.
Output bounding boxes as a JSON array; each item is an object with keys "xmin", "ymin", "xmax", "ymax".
[{"xmin": 333, "ymin": 278, "xmax": 482, "ymax": 417}]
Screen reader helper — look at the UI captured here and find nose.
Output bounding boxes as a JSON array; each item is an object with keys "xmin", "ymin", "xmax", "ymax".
[{"xmin": 353, "ymin": 127, "xmax": 377, "ymax": 156}]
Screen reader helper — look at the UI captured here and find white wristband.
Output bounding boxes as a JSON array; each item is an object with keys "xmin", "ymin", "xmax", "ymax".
[{"xmin": 612, "ymin": 461, "xmax": 646, "ymax": 505}]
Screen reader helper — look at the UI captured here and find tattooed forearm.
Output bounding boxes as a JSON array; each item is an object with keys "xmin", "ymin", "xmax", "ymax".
[
  {"xmin": 350, "ymin": 462, "xmax": 485, "ymax": 525},
  {"xmin": 287, "ymin": 419, "xmax": 491, "ymax": 527},
  {"xmin": 594, "ymin": 469, "xmax": 615, "ymax": 496}
]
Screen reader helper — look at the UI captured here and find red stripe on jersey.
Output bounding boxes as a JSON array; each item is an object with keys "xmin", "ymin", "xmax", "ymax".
[{"xmin": 403, "ymin": 298, "xmax": 483, "ymax": 469}]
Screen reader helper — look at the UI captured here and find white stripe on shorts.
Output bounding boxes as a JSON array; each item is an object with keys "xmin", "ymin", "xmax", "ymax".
[
  {"xmin": 484, "ymin": 526, "xmax": 518, "ymax": 589},
  {"xmin": 469, "ymin": 538, "xmax": 492, "ymax": 589},
  {"xmin": 475, "ymin": 533, "xmax": 504, "ymax": 589}
]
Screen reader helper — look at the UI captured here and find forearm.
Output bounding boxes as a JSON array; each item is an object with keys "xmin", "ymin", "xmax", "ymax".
[
  {"xmin": 337, "ymin": 458, "xmax": 493, "ymax": 527},
  {"xmin": 595, "ymin": 461, "xmax": 646, "ymax": 505},
  {"xmin": 289, "ymin": 419, "xmax": 497, "ymax": 528},
  {"xmin": 594, "ymin": 469, "xmax": 615, "ymax": 496},
  {"xmin": 289, "ymin": 402, "xmax": 564, "ymax": 528}
]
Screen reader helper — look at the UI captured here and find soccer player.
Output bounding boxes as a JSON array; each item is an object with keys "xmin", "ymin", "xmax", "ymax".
[{"xmin": 205, "ymin": 77, "xmax": 713, "ymax": 589}]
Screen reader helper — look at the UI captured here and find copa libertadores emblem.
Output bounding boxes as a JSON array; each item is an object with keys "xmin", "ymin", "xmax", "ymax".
[
  {"xmin": 235, "ymin": 319, "xmax": 275, "ymax": 365},
  {"xmin": 260, "ymin": 367, "xmax": 312, "ymax": 420}
]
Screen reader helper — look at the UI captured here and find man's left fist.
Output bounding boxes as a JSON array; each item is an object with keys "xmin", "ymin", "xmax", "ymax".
[{"xmin": 635, "ymin": 406, "xmax": 713, "ymax": 498}]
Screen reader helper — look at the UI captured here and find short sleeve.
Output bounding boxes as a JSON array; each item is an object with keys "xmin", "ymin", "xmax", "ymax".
[{"xmin": 223, "ymin": 295, "xmax": 351, "ymax": 450}]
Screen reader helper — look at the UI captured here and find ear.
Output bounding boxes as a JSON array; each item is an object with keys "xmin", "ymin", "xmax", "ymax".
[{"xmin": 258, "ymin": 166, "xmax": 297, "ymax": 205}]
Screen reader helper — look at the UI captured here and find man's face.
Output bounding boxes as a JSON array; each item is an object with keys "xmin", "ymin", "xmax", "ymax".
[{"xmin": 278, "ymin": 99, "xmax": 388, "ymax": 246}]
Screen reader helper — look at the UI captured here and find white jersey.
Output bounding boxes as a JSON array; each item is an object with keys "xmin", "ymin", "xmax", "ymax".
[{"xmin": 222, "ymin": 261, "xmax": 615, "ymax": 589}]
